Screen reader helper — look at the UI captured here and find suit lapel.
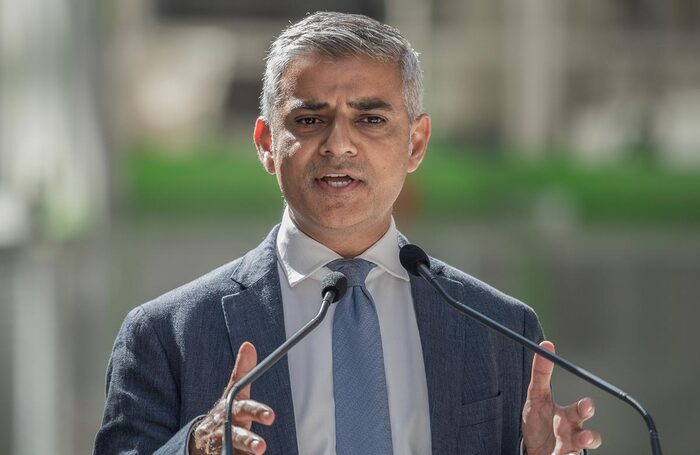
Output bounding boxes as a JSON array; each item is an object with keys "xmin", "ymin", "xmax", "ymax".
[
  {"xmin": 221, "ymin": 227, "xmax": 299, "ymax": 454},
  {"xmin": 411, "ymin": 269, "xmax": 466, "ymax": 454},
  {"xmin": 411, "ymin": 260, "xmax": 501, "ymax": 454}
]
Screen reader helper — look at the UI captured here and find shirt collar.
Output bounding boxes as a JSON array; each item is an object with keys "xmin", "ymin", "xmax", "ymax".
[{"xmin": 276, "ymin": 207, "xmax": 410, "ymax": 287}]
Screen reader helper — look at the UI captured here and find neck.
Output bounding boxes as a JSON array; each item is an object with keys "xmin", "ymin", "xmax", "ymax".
[
  {"xmin": 313, "ymin": 229, "xmax": 386, "ymax": 258},
  {"xmin": 288, "ymin": 212, "xmax": 391, "ymax": 258}
]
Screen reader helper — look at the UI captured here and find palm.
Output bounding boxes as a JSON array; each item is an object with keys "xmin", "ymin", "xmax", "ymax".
[{"xmin": 522, "ymin": 392, "xmax": 556, "ymax": 454}]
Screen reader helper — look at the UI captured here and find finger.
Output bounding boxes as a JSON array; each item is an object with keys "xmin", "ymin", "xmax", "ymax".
[
  {"xmin": 563, "ymin": 397, "xmax": 595, "ymax": 424},
  {"xmin": 233, "ymin": 399, "xmax": 276, "ymax": 427},
  {"xmin": 223, "ymin": 342, "xmax": 258, "ymax": 401},
  {"xmin": 230, "ymin": 425, "xmax": 267, "ymax": 455},
  {"xmin": 528, "ymin": 340, "xmax": 556, "ymax": 396},
  {"xmin": 577, "ymin": 429, "xmax": 602, "ymax": 449}
]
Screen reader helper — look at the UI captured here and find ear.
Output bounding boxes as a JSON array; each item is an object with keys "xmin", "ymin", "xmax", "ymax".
[
  {"xmin": 407, "ymin": 114, "xmax": 431, "ymax": 173},
  {"xmin": 254, "ymin": 117, "xmax": 276, "ymax": 174}
]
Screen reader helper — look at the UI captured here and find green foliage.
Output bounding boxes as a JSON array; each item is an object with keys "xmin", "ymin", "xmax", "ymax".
[
  {"xmin": 126, "ymin": 141, "xmax": 283, "ymax": 217},
  {"xmin": 126, "ymin": 140, "xmax": 700, "ymax": 225},
  {"xmin": 413, "ymin": 148, "xmax": 700, "ymax": 225}
]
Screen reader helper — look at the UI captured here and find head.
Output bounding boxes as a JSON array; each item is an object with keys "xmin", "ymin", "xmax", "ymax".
[
  {"xmin": 254, "ymin": 12, "xmax": 431, "ymax": 256},
  {"xmin": 260, "ymin": 11, "xmax": 423, "ymax": 126}
]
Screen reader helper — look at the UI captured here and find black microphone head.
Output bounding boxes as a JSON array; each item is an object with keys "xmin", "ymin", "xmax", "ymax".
[
  {"xmin": 399, "ymin": 244, "xmax": 431, "ymax": 276},
  {"xmin": 321, "ymin": 271, "xmax": 348, "ymax": 303}
]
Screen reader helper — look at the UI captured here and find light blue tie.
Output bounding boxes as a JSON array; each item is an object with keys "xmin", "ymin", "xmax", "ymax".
[{"xmin": 327, "ymin": 259, "xmax": 393, "ymax": 455}]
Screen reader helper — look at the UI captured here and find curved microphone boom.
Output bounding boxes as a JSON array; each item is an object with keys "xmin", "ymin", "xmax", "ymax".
[
  {"xmin": 223, "ymin": 272, "xmax": 347, "ymax": 455},
  {"xmin": 399, "ymin": 244, "xmax": 662, "ymax": 455}
]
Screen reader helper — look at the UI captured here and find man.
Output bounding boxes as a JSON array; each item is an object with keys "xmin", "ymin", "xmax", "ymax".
[{"xmin": 95, "ymin": 12, "xmax": 602, "ymax": 455}]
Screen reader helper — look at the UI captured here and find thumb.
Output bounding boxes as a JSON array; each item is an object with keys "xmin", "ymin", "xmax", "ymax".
[
  {"xmin": 223, "ymin": 341, "xmax": 258, "ymax": 401},
  {"xmin": 528, "ymin": 340, "xmax": 555, "ymax": 398}
]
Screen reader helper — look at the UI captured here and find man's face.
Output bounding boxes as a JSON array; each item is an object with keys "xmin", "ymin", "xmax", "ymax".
[{"xmin": 254, "ymin": 54, "xmax": 430, "ymax": 253}]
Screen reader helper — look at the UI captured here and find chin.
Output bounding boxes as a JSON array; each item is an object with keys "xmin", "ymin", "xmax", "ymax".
[
  {"xmin": 324, "ymin": 211, "xmax": 387, "ymax": 233},
  {"xmin": 317, "ymin": 216, "xmax": 361, "ymax": 231},
  {"xmin": 292, "ymin": 199, "xmax": 385, "ymax": 233}
]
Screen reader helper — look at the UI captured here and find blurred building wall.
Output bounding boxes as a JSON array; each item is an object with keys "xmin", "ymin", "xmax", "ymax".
[
  {"xmin": 0, "ymin": 0, "xmax": 110, "ymax": 452},
  {"xmin": 113, "ymin": 0, "xmax": 700, "ymax": 166}
]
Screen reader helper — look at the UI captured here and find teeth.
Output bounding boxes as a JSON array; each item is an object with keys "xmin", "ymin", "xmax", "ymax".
[
  {"xmin": 320, "ymin": 173, "xmax": 355, "ymax": 189},
  {"xmin": 326, "ymin": 180, "xmax": 352, "ymax": 188}
]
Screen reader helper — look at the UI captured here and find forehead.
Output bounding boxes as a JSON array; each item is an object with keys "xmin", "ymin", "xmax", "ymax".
[{"xmin": 277, "ymin": 54, "xmax": 404, "ymax": 111}]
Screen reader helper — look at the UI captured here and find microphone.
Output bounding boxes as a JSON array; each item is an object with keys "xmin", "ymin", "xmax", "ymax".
[
  {"xmin": 222, "ymin": 271, "xmax": 348, "ymax": 455},
  {"xmin": 399, "ymin": 244, "xmax": 663, "ymax": 455}
]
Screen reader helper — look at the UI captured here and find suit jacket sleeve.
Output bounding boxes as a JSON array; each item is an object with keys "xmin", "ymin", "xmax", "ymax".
[{"xmin": 94, "ymin": 306, "xmax": 192, "ymax": 454}]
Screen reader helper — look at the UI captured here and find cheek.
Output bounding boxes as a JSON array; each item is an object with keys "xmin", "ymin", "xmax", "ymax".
[
  {"xmin": 276, "ymin": 160, "xmax": 300, "ymax": 189},
  {"xmin": 373, "ymin": 147, "xmax": 411, "ymax": 178},
  {"xmin": 373, "ymin": 160, "xmax": 408, "ymax": 196},
  {"xmin": 273, "ymin": 133, "xmax": 299, "ymax": 158},
  {"xmin": 272, "ymin": 137, "xmax": 304, "ymax": 177},
  {"xmin": 275, "ymin": 151, "xmax": 312, "ymax": 193}
]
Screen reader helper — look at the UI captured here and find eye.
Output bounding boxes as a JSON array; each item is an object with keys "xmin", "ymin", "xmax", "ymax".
[
  {"xmin": 296, "ymin": 117, "xmax": 322, "ymax": 126},
  {"xmin": 359, "ymin": 116, "xmax": 386, "ymax": 125}
]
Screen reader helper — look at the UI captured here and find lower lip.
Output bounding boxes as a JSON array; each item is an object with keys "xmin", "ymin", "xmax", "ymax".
[{"xmin": 315, "ymin": 178, "xmax": 362, "ymax": 194}]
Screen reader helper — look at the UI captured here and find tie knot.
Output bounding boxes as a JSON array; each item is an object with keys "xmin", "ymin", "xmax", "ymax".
[{"xmin": 326, "ymin": 259, "xmax": 375, "ymax": 287}]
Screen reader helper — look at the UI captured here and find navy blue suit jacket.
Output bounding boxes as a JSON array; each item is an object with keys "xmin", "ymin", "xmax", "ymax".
[{"xmin": 95, "ymin": 226, "xmax": 544, "ymax": 454}]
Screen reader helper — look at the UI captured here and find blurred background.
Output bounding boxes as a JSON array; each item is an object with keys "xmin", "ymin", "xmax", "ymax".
[{"xmin": 1, "ymin": 0, "xmax": 699, "ymax": 453}]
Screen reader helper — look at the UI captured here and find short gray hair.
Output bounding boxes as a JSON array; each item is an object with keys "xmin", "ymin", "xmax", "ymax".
[{"xmin": 260, "ymin": 11, "xmax": 424, "ymax": 123}]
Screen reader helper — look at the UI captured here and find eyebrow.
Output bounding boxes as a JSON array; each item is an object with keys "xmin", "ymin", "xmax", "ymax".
[
  {"xmin": 289, "ymin": 100, "xmax": 328, "ymax": 111},
  {"xmin": 288, "ymin": 98, "xmax": 394, "ymax": 112},
  {"xmin": 348, "ymin": 98, "xmax": 393, "ymax": 112}
]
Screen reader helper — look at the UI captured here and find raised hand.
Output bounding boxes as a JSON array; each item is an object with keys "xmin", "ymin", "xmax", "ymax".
[
  {"xmin": 522, "ymin": 341, "xmax": 602, "ymax": 455},
  {"xmin": 189, "ymin": 342, "xmax": 276, "ymax": 454}
]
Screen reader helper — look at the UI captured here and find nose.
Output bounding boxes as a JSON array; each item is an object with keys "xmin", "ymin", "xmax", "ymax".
[{"xmin": 320, "ymin": 119, "xmax": 357, "ymax": 157}]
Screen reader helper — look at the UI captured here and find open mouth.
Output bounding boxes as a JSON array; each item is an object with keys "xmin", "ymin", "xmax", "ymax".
[{"xmin": 319, "ymin": 173, "xmax": 356, "ymax": 189}]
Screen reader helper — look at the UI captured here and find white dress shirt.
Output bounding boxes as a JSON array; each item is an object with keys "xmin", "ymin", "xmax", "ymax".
[{"xmin": 276, "ymin": 208, "xmax": 432, "ymax": 455}]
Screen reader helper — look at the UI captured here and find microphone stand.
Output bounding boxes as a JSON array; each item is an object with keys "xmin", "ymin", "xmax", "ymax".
[{"xmin": 409, "ymin": 254, "xmax": 662, "ymax": 455}]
